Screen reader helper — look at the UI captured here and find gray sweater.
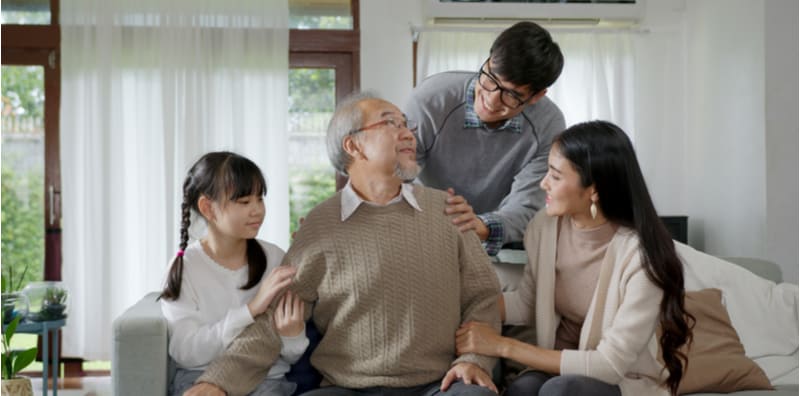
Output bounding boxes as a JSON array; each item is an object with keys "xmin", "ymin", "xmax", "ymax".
[{"xmin": 404, "ymin": 71, "xmax": 565, "ymax": 246}]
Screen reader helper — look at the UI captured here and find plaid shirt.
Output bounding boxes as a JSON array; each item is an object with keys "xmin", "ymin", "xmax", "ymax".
[
  {"xmin": 477, "ymin": 213, "xmax": 505, "ymax": 256},
  {"xmin": 463, "ymin": 77, "xmax": 523, "ymax": 134}
]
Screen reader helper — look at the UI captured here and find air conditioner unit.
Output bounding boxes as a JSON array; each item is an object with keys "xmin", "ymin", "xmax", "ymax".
[{"xmin": 424, "ymin": 0, "xmax": 645, "ymax": 23}]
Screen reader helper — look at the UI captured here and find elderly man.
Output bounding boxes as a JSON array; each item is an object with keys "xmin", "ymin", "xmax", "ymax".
[{"xmin": 186, "ymin": 92, "xmax": 502, "ymax": 396}]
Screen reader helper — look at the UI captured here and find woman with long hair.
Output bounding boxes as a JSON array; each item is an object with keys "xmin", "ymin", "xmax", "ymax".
[{"xmin": 456, "ymin": 120, "xmax": 692, "ymax": 396}]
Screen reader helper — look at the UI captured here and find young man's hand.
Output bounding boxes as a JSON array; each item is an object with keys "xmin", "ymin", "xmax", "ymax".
[{"xmin": 445, "ymin": 188, "xmax": 489, "ymax": 240}]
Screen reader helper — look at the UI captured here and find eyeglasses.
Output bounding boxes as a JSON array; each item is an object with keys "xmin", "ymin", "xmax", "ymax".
[
  {"xmin": 477, "ymin": 59, "xmax": 534, "ymax": 109},
  {"xmin": 350, "ymin": 117, "xmax": 418, "ymax": 135}
]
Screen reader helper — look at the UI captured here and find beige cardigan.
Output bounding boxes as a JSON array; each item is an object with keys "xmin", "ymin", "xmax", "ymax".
[{"xmin": 504, "ymin": 211, "xmax": 669, "ymax": 396}]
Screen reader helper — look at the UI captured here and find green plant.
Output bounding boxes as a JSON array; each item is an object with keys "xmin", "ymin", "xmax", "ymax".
[
  {"xmin": 1, "ymin": 316, "xmax": 37, "ymax": 379},
  {"xmin": 1, "ymin": 265, "xmax": 30, "ymax": 294}
]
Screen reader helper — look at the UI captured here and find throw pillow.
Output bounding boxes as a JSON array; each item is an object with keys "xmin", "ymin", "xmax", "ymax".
[{"xmin": 677, "ymin": 288, "xmax": 773, "ymax": 394}]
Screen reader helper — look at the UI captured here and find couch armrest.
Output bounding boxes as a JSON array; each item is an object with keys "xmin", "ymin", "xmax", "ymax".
[{"xmin": 112, "ymin": 291, "xmax": 172, "ymax": 396}]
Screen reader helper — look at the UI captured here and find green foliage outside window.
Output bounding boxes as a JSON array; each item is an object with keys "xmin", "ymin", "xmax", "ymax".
[
  {"xmin": 1, "ymin": 165, "xmax": 44, "ymax": 292},
  {"xmin": 1, "ymin": 66, "xmax": 44, "ymax": 120},
  {"xmin": 290, "ymin": 16, "xmax": 351, "ymax": 30},
  {"xmin": 289, "ymin": 167, "xmax": 336, "ymax": 238},
  {"xmin": 288, "ymin": 69, "xmax": 335, "ymax": 113}
]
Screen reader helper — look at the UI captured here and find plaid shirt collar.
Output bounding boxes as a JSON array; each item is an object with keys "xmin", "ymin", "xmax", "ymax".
[{"xmin": 464, "ymin": 76, "xmax": 522, "ymax": 133}]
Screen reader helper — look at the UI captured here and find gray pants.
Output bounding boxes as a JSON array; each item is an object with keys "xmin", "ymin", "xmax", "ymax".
[
  {"xmin": 505, "ymin": 372, "xmax": 621, "ymax": 396},
  {"xmin": 300, "ymin": 380, "xmax": 497, "ymax": 396},
  {"xmin": 171, "ymin": 368, "xmax": 297, "ymax": 396}
]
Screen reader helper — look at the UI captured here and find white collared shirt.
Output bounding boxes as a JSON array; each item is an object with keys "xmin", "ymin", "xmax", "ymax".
[{"xmin": 341, "ymin": 181, "xmax": 423, "ymax": 221}]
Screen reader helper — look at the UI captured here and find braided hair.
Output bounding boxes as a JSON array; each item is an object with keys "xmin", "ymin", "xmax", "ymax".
[{"xmin": 159, "ymin": 151, "xmax": 268, "ymax": 301}]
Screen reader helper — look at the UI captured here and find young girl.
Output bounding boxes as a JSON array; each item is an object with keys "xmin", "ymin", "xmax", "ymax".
[
  {"xmin": 455, "ymin": 121, "xmax": 692, "ymax": 396},
  {"xmin": 160, "ymin": 151, "xmax": 308, "ymax": 396}
]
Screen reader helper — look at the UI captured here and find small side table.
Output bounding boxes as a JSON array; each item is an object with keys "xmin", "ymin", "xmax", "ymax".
[{"xmin": 2, "ymin": 318, "xmax": 66, "ymax": 396}]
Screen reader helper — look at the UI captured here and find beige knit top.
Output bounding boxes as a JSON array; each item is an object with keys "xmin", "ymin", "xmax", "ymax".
[{"xmin": 198, "ymin": 185, "xmax": 501, "ymax": 396}]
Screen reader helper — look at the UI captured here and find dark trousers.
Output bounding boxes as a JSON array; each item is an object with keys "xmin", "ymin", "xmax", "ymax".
[
  {"xmin": 300, "ymin": 380, "xmax": 497, "ymax": 396},
  {"xmin": 505, "ymin": 371, "xmax": 621, "ymax": 396}
]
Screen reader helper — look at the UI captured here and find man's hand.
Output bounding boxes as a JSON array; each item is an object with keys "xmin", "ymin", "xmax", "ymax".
[
  {"xmin": 183, "ymin": 382, "xmax": 226, "ymax": 396},
  {"xmin": 440, "ymin": 362, "xmax": 497, "ymax": 394},
  {"xmin": 455, "ymin": 321, "xmax": 504, "ymax": 357},
  {"xmin": 274, "ymin": 290, "xmax": 305, "ymax": 337},
  {"xmin": 247, "ymin": 266, "xmax": 296, "ymax": 317},
  {"xmin": 445, "ymin": 188, "xmax": 489, "ymax": 240}
]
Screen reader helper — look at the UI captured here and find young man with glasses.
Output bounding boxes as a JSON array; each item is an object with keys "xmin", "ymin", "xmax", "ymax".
[{"xmin": 404, "ymin": 22, "xmax": 565, "ymax": 276}]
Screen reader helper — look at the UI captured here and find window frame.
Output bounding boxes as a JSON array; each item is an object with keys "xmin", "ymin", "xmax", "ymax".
[
  {"xmin": 1, "ymin": 0, "xmax": 62, "ymax": 282},
  {"xmin": 290, "ymin": 0, "xmax": 359, "ymax": 190}
]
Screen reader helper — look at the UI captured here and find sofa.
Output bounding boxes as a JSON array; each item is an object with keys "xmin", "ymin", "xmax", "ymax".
[{"xmin": 112, "ymin": 247, "xmax": 797, "ymax": 396}]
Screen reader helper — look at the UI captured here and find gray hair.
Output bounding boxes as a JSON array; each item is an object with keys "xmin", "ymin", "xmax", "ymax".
[{"xmin": 326, "ymin": 91, "xmax": 381, "ymax": 175}]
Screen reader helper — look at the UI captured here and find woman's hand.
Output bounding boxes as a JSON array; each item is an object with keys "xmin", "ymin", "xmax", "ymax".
[
  {"xmin": 274, "ymin": 290, "xmax": 305, "ymax": 337},
  {"xmin": 455, "ymin": 321, "xmax": 505, "ymax": 357},
  {"xmin": 247, "ymin": 266, "xmax": 296, "ymax": 317},
  {"xmin": 445, "ymin": 188, "xmax": 489, "ymax": 240}
]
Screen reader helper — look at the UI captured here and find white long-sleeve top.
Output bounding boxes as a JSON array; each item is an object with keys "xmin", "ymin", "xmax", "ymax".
[{"xmin": 160, "ymin": 239, "xmax": 309, "ymax": 377}]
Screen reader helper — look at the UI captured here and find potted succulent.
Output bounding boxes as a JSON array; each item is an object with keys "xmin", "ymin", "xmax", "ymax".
[
  {"xmin": 40, "ymin": 287, "xmax": 67, "ymax": 321},
  {"xmin": 1, "ymin": 316, "xmax": 37, "ymax": 396},
  {"xmin": 21, "ymin": 282, "xmax": 68, "ymax": 322}
]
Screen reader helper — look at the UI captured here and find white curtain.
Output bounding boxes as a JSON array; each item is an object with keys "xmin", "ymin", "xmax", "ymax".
[
  {"xmin": 60, "ymin": 0, "xmax": 288, "ymax": 360},
  {"xmin": 416, "ymin": 28, "xmax": 636, "ymax": 138}
]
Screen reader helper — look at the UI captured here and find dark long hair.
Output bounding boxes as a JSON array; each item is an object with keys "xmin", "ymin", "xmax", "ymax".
[
  {"xmin": 554, "ymin": 121, "xmax": 692, "ymax": 395},
  {"xmin": 159, "ymin": 151, "xmax": 268, "ymax": 301}
]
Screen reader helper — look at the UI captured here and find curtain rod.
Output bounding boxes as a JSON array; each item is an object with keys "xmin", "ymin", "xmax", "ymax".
[{"xmin": 410, "ymin": 23, "xmax": 650, "ymax": 36}]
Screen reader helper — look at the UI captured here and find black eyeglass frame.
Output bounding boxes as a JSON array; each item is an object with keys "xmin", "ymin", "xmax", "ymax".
[{"xmin": 477, "ymin": 58, "xmax": 536, "ymax": 109}]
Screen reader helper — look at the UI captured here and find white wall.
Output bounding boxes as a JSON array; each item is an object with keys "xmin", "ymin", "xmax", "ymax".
[
  {"xmin": 764, "ymin": 0, "xmax": 798, "ymax": 283},
  {"xmin": 359, "ymin": 0, "xmax": 422, "ymax": 106},
  {"xmin": 633, "ymin": 0, "xmax": 687, "ymax": 217},
  {"xmin": 360, "ymin": 0, "xmax": 798, "ymax": 282},
  {"xmin": 685, "ymin": 0, "xmax": 767, "ymax": 259}
]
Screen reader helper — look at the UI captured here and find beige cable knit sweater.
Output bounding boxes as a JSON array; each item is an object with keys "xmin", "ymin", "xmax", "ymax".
[{"xmin": 198, "ymin": 185, "xmax": 501, "ymax": 395}]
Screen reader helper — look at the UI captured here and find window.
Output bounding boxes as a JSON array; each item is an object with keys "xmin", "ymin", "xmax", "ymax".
[
  {"xmin": 290, "ymin": 0, "xmax": 353, "ymax": 29},
  {"xmin": 1, "ymin": 0, "xmax": 52, "ymax": 25},
  {"xmin": 1, "ymin": 0, "xmax": 62, "ymax": 376},
  {"xmin": 1, "ymin": 1, "xmax": 61, "ymax": 293},
  {"xmin": 288, "ymin": 0, "xmax": 359, "ymax": 232}
]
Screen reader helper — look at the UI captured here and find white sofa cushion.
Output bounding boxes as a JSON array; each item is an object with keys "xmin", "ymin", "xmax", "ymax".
[{"xmin": 676, "ymin": 242, "xmax": 798, "ymax": 383}]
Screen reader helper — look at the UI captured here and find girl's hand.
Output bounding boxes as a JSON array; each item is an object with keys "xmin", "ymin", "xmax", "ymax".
[
  {"xmin": 274, "ymin": 291, "xmax": 305, "ymax": 337},
  {"xmin": 247, "ymin": 266, "xmax": 296, "ymax": 317},
  {"xmin": 455, "ymin": 321, "xmax": 504, "ymax": 357}
]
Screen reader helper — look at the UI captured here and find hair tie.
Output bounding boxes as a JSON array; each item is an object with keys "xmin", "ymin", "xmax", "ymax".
[{"xmin": 176, "ymin": 249, "xmax": 185, "ymax": 257}]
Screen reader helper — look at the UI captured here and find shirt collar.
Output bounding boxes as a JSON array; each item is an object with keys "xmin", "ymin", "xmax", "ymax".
[
  {"xmin": 340, "ymin": 181, "xmax": 422, "ymax": 221},
  {"xmin": 464, "ymin": 76, "xmax": 523, "ymax": 134}
]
